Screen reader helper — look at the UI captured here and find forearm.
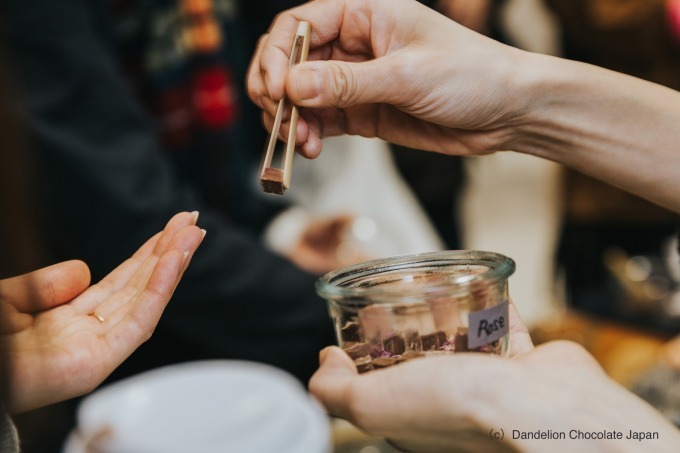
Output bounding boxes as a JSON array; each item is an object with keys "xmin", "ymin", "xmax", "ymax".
[{"xmin": 515, "ymin": 51, "xmax": 680, "ymax": 213}]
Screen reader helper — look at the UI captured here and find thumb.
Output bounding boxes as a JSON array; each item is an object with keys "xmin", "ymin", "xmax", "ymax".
[
  {"xmin": 508, "ymin": 300, "xmax": 534, "ymax": 357},
  {"xmin": 0, "ymin": 260, "xmax": 91, "ymax": 312},
  {"xmin": 288, "ymin": 58, "xmax": 397, "ymax": 108},
  {"xmin": 308, "ymin": 347, "xmax": 358, "ymax": 418}
]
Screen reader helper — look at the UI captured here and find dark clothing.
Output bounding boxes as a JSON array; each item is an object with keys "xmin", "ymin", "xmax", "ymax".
[
  {"xmin": 1, "ymin": 1, "xmax": 327, "ymax": 450},
  {"xmin": 0, "ymin": 0, "xmax": 333, "ymax": 384}
]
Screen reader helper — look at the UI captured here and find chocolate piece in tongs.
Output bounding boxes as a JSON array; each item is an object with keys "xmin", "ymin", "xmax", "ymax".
[{"xmin": 259, "ymin": 22, "xmax": 311, "ymax": 195}]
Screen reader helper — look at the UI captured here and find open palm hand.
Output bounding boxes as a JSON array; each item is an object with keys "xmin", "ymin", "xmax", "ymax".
[{"xmin": 0, "ymin": 212, "xmax": 204, "ymax": 413}]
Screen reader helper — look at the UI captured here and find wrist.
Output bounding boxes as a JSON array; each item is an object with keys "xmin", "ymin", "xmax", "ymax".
[
  {"xmin": 506, "ymin": 49, "xmax": 680, "ymax": 212},
  {"xmin": 504, "ymin": 50, "xmax": 578, "ymax": 160}
]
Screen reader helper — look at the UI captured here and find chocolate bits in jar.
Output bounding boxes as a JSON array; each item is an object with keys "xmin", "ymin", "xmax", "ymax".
[{"xmin": 316, "ymin": 251, "xmax": 515, "ymax": 372}]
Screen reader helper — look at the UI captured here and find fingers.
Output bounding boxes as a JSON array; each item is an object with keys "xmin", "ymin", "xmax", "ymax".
[
  {"xmin": 151, "ymin": 211, "xmax": 200, "ymax": 257},
  {"xmin": 72, "ymin": 211, "xmax": 199, "ymax": 314},
  {"xmin": 127, "ymin": 211, "xmax": 200, "ymax": 290},
  {"xmin": 97, "ymin": 212, "xmax": 198, "ymax": 293},
  {"xmin": 287, "ymin": 58, "xmax": 398, "ymax": 108},
  {"xmin": 106, "ymin": 224, "xmax": 205, "ymax": 355},
  {"xmin": 507, "ymin": 300, "xmax": 534, "ymax": 357},
  {"xmin": 0, "ymin": 260, "xmax": 91, "ymax": 313},
  {"xmin": 258, "ymin": 0, "xmax": 346, "ymax": 101},
  {"xmin": 517, "ymin": 340, "xmax": 604, "ymax": 375},
  {"xmin": 247, "ymin": 33, "xmax": 270, "ymax": 109},
  {"xmin": 308, "ymin": 347, "xmax": 359, "ymax": 420},
  {"xmin": 0, "ymin": 302, "xmax": 33, "ymax": 333}
]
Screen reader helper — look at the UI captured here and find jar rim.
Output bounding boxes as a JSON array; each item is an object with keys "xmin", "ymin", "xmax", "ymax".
[{"xmin": 316, "ymin": 250, "xmax": 515, "ymax": 302}]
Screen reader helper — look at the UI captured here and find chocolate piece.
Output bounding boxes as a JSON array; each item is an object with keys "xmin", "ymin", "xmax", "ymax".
[
  {"xmin": 454, "ymin": 328, "xmax": 469, "ymax": 352},
  {"xmin": 355, "ymin": 356, "xmax": 374, "ymax": 373},
  {"xmin": 372, "ymin": 357, "xmax": 400, "ymax": 369},
  {"xmin": 420, "ymin": 332, "xmax": 441, "ymax": 351},
  {"xmin": 399, "ymin": 351, "xmax": 425, "ymax": 362},
  {"xmin": 260, "ymin": 168, "xmax": 285, "ymax": 195},
  {"xmin": 382, "ymin": 334, "xmax": 406, "ymax": 356},
  {"xmin": 344, "ymin": 342, "xmax": 371, "ymax": 360},
  {"xmin": 455, "ymin": 333, "xmax": 468, "ymax": 352},
  {"xmin": 340, "ymin": 321, "xmax": 362, "ymax": 343},
  {"xmin": 404, "ymin": 330, "xmax": 422, "ymax": 352},
  {"xmin": 420, "ymin": 330, "xmax": 449, "ymax": 351}
]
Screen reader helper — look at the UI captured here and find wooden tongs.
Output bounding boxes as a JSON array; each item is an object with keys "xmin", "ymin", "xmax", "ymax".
[{"xmin": 260, "ymin": 21, "xmax": 311, "ymax": 195}]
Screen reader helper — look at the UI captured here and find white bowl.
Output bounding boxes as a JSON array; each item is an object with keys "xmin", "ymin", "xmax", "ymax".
[{"xmin": 63, "ymin": 361, "xmax": 330, "ymax": 453}]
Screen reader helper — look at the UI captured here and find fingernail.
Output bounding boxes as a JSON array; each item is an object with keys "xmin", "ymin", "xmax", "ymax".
[
  {"xmin": 200, "ymin": 229, "xmax": 207, "ymax": 238},
  {"xmin": 295, "ymin": 66, "xmax": 322, "ymax": 101},
  {"xmin": 191, "ymin": 211, "xmax": 199, "ymax": 223}
]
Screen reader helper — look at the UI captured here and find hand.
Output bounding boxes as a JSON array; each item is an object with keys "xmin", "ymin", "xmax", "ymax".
[
  {"xmin": 250, "ymin": 0, "xmax": 680, "ymax": 213},
  {"xmin": 284, "ymin": 215, "xmax": 369, "ymax": 275},
  {"xmin": 248, "ymin": 0, "xmax": 526, "ymax": 159},
  {"xmin": 0, "ymin": 212, "xmax": 205, "ymax": 413},
  {"xmin": 309, "ymin": 304, "xmax": 680, "ymax": 452}
]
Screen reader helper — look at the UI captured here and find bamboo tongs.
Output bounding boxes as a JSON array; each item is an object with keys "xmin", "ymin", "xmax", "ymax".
[{"xmin": 260, "ymin": 21, "xmax": 311, "ymax": 195}]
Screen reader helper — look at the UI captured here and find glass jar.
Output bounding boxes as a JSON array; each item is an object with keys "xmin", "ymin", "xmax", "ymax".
[{"xmin": 316, "ymin": 251, "xmax": 515, "ymax": 372}]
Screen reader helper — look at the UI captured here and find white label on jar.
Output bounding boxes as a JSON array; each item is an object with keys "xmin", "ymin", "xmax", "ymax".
[{"xmin": 468, "ymin": 300, "xmax": 509, "ymax": 349}]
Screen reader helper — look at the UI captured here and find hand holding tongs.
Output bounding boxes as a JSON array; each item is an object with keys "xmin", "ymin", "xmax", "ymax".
[{"xmin": 260, "ymin": 21, "xmax": 311, "ymax": 195}]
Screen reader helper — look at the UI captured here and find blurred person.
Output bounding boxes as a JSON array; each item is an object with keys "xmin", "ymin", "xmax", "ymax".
[
  {"xmin": 0, "ymin": 0, "xmax": 338, "ymax": 383},
  {"xmin": 0, "ymin": 58, "xmax": 204, "ymax": 450},
  {"xmin": 249, "ymin": 0, "xmax": 680, "ymax": 448},
  {"xmin": 0, "ymin": 0, "xmax": 339, "ymax": 449}
]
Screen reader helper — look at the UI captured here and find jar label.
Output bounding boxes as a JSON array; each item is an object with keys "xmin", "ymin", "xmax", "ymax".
[{"xmin": 468, "ymin": 300, "xmax": 509, "ymax": 349}]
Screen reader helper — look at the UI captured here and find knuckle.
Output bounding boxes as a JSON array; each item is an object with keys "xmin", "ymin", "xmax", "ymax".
[
  {"xmin": 550, "ymin": 340, "xmax": 602, "ymax": 371},
  {"xmin": 331, "ymin": 62, "xmax": 355, "ymax": 107},
  {"xmin": 41, "ymin": 278, "xmax": 56, "ymax": 307},
  {"xmin": 141, "ymin": 326, "xmax": 155, "ymax": 343}
]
